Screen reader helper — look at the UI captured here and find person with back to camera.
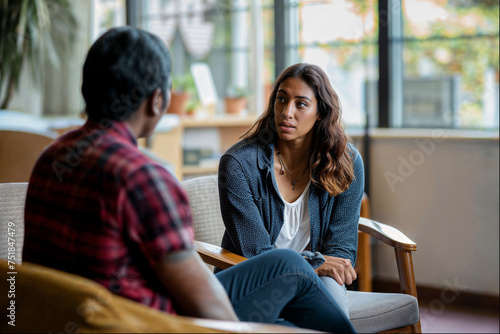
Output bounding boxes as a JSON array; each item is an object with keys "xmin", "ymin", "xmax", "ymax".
[
  {"xmin": 22, "ymin": 27, "xmax": 356, "ymax": 333},
  {"xmin": 218, "ymin": 63, "xmax": 365, "ymax": 319}
]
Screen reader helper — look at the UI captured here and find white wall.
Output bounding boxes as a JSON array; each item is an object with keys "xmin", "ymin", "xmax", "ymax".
[{"xmin": 366, "ymin": 131, "xmax": 499, "ymax": 296}]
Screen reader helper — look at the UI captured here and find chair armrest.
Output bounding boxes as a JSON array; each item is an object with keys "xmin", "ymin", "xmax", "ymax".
[
  {"xmin": 189, "ymin": 318, "xmax": 323, "ymax": 333},
  {"xmin": 358, "ymin": 217, "xmax": 420, "ymax": 332},
  {"xmin": 195, "ymin": 240, "xmax": 247, "ymax": 270},
  {"xmin": 358, "ymin": 218, "xmax": 417, "ymax": 251}
]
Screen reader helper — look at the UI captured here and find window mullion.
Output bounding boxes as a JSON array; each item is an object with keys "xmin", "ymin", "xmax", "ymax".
[
  {"xmin": 378, "ymin": 0, "xmax": 390, "ymax": 128},
  {"xmin": 274, "ymin": 0, "xmax": 286, "ymax": 79}
]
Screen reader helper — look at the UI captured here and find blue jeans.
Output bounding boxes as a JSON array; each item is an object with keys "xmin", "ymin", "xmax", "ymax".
[
  {"xmin": 215, "ymin": 249, "xmax": 356, "ymax": 333},
  {"xmin": 320, "ymin": 276, "xmax": 349, "ymax": 318}
]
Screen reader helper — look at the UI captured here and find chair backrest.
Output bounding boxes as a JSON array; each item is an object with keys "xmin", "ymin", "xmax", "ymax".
[
  {"xmin": 0, "ymin": 128, "xmax": 57, "ymax": 182},
  {"xmin": 181, "ymin": 175, "xmax": 225, "ymax": 247},
  {"xmin": 0, "ymin": 182, "xmax": 28, "ymax": 263}
]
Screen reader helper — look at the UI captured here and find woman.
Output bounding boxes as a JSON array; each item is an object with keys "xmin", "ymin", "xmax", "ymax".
[{"xmin": 218, "ymin": 63, "xmax": 364, "ymax": 319}]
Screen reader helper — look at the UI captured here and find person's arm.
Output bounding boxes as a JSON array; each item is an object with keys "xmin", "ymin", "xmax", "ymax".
[
  {"xmin": 154, "ymin": 249, "xmax": 238, "ymax": 320},
  {"xmin": 218, "ymin": 154, "xmax": 275, "ymax": 258},
  {"xmin": 316, "ymin": 147, "xmax": 365, "ymax": 285},
  {"xmin": 126, "ymin": 163, "xmax": 238, "ymax": 320}
]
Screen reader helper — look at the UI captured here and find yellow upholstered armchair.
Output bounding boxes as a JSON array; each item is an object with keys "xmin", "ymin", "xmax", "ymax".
[
  {"xmin": 0, "ymin": 182, "xmax": 317, "ymax": 333},
  {"xmin": 0, "ymin": 259, "xmax": 321, "ymax": 333}
]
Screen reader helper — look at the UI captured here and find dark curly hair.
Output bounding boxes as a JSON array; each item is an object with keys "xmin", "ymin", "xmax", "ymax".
[{"xmin": 243, "ymin": 63, "xmax": 354, "ymax": 196}]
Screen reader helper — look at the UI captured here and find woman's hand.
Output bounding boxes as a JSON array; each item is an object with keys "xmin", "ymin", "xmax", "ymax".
[{"xmin": 314, "ymin": 255, "xmax": 357, "ymax": 286}]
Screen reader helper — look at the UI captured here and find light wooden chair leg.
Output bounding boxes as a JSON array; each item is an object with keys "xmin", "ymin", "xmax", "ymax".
[
  {"xmin": 358, "ymin": 193, "xmax": 373, "ymax": 291},
  {"xmin": 357, "ymin": 231, "xmax": 372, "ymax": 292},
  {"xmin": 395, "ymin": 248, "xmax": 421, "ymax": 333}
]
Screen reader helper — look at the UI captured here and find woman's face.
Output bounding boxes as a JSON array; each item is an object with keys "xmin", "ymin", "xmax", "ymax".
[{"xmin": 274, "ymin": 77, "xmax": 319, "ymax": 143}]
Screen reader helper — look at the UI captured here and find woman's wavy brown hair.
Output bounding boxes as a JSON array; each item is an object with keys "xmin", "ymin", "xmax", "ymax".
[{"xmin": 243, "ymin": 63, "xmax": 355, "ymax": 196}]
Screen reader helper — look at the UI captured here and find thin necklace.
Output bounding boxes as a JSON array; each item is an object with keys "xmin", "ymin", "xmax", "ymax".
[{"xmin": 276, "ymin": 147, "xmax": 308, "ymax": 190}]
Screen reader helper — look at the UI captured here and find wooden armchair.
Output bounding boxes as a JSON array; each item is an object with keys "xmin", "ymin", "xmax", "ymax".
[{"xmin": 183, "ymin": 175, "xmax": 421, "ymax": 334}]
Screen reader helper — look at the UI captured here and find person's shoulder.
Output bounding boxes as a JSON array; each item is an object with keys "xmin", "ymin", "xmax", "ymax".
[
  {"xmin": 115, "ymin": 145, "xmax": 172, "ymax": 176},
  {"xmin": 35, "ymin": 124, "xmax": 102, "ymax": 164},
  {"xmin": 121, "ymin": 154, "xmax": 181, "ymax": 196},
  {"xmin": 346, "ymin": 142, "xmax": 362, "ymax": 162},
  {"xmin": 225, "ymin": 137, "xmax": 261, "ymax": 154},
  {"xmin": 83, "ymin": 129, "xmax": 172, "ymax": 185},
  {"xmin": 220, "ymin": 137, "xmax": 272, "ymax": 174},
  {"xmin": 100, "ymin": 134, "xmax": 142, "ymax": 164},
  {"xmin": 133, "ymin": 160, "xmax": 179, "ymax": 185},
  {"xmin": 223, "ymin": 137, "xmax": 264, "ymax": 161},
  {"xmin": 345, "ymin": 143, "xmax": 364, "ymax": 180}
]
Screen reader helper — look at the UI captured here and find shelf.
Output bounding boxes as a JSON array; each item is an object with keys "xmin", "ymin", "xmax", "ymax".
[
  {"xmin": 182, "ymin": 165, "xmax": 219, "ymax": 175},
  {"xmin": 181, "ymin": 114, "xmax": 258, "ymax": 128},
  {"xmin": 143, "ymin": 114, "xmax": 261, "ymax": 179}
]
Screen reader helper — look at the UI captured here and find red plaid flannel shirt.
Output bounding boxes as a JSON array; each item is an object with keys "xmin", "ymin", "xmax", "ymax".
[{"xmin": 24, "ymin": 120, "xmax": 194, "ymax": 314}]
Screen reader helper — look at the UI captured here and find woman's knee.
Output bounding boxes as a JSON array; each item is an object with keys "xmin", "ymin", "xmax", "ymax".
[
  {"xmin": 267, "ymin": 248, "xmax": 303, "ymax": 261},
  {"xmin": 262, "ymin": 249, "xmax": 311, "ymax": 272}
]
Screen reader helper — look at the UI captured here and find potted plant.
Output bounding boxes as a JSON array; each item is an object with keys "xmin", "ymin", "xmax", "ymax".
[
  {"xmin": 225, "ymin": 86, "xmax": 248, "ymax": 115},
  {"xmin": 167, "ymin": 73, "xmax": 198, "ymax": 115},
  {"xmin": 0, "ymin": 0, "xmax": 77, "ymax": 109}
]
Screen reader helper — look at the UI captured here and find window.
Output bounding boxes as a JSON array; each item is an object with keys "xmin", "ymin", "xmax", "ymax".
[
  {"xmin": 283, "ymin": 0, "xmax": 379, "ymax": 129},
  {"xmin": 93, "ymin": 0, "xmax": 126, "ymax": 41},
  {"xmin": 399, "ymin": 0, "xmax": 499, "ymax": 129},
  {"xmin": 277, "ymin": 0, "xmax": 499, "ymax": 130},
  {"xmin": 134, "ymin": 0, "xmax": 275, "ymax": 115}
]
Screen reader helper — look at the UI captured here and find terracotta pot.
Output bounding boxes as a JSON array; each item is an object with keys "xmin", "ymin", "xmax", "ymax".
[
  {"xmin": 225, "ymin": 97, "xmax": 247, "ymax": 115},
  {"xmin": 167, "ymin": 92, "xmax": 190, "ymax": 115}
]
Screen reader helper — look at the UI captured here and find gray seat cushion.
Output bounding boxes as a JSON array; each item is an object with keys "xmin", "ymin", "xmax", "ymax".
[{"xmin": 347, "ymin": 290, "xmax": 419, "ymax": 333}]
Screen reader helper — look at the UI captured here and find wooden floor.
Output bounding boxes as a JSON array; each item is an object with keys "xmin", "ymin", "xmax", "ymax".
[{"xmin": 419, "ymin": 302, "xmax": 499, "ymax": 333}]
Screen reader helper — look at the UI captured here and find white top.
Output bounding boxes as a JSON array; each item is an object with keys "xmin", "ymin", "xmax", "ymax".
[{"xmin": 274, "ymin": 181, "xmax": 312, "ymax": 252}]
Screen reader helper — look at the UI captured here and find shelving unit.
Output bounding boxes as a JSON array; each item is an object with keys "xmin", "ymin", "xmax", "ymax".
[
  {"xmin": 182, "ymin": 165, "xmax": 219, "ymax": 176},
  {"xmin": 181, "ymin": 114, "xmax": 257, "ymax": 128},
  {"xmin": 179, "ymin": 114, "xmax": 257, "ymax": 178},
  {"xmin": 144, "ymin": 114, "xmax": 258, "ymax": 180}
]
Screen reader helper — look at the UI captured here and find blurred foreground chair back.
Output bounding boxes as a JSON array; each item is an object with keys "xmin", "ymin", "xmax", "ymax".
[{"xmin": 0, "ymin": 127, "xmax": 57, "ymax": 182}]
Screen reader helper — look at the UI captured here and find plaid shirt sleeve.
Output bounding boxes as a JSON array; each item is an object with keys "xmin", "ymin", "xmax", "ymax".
[{"xmin": 123, "ymin": 163, "xmax": 194, "ymax": 268}]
